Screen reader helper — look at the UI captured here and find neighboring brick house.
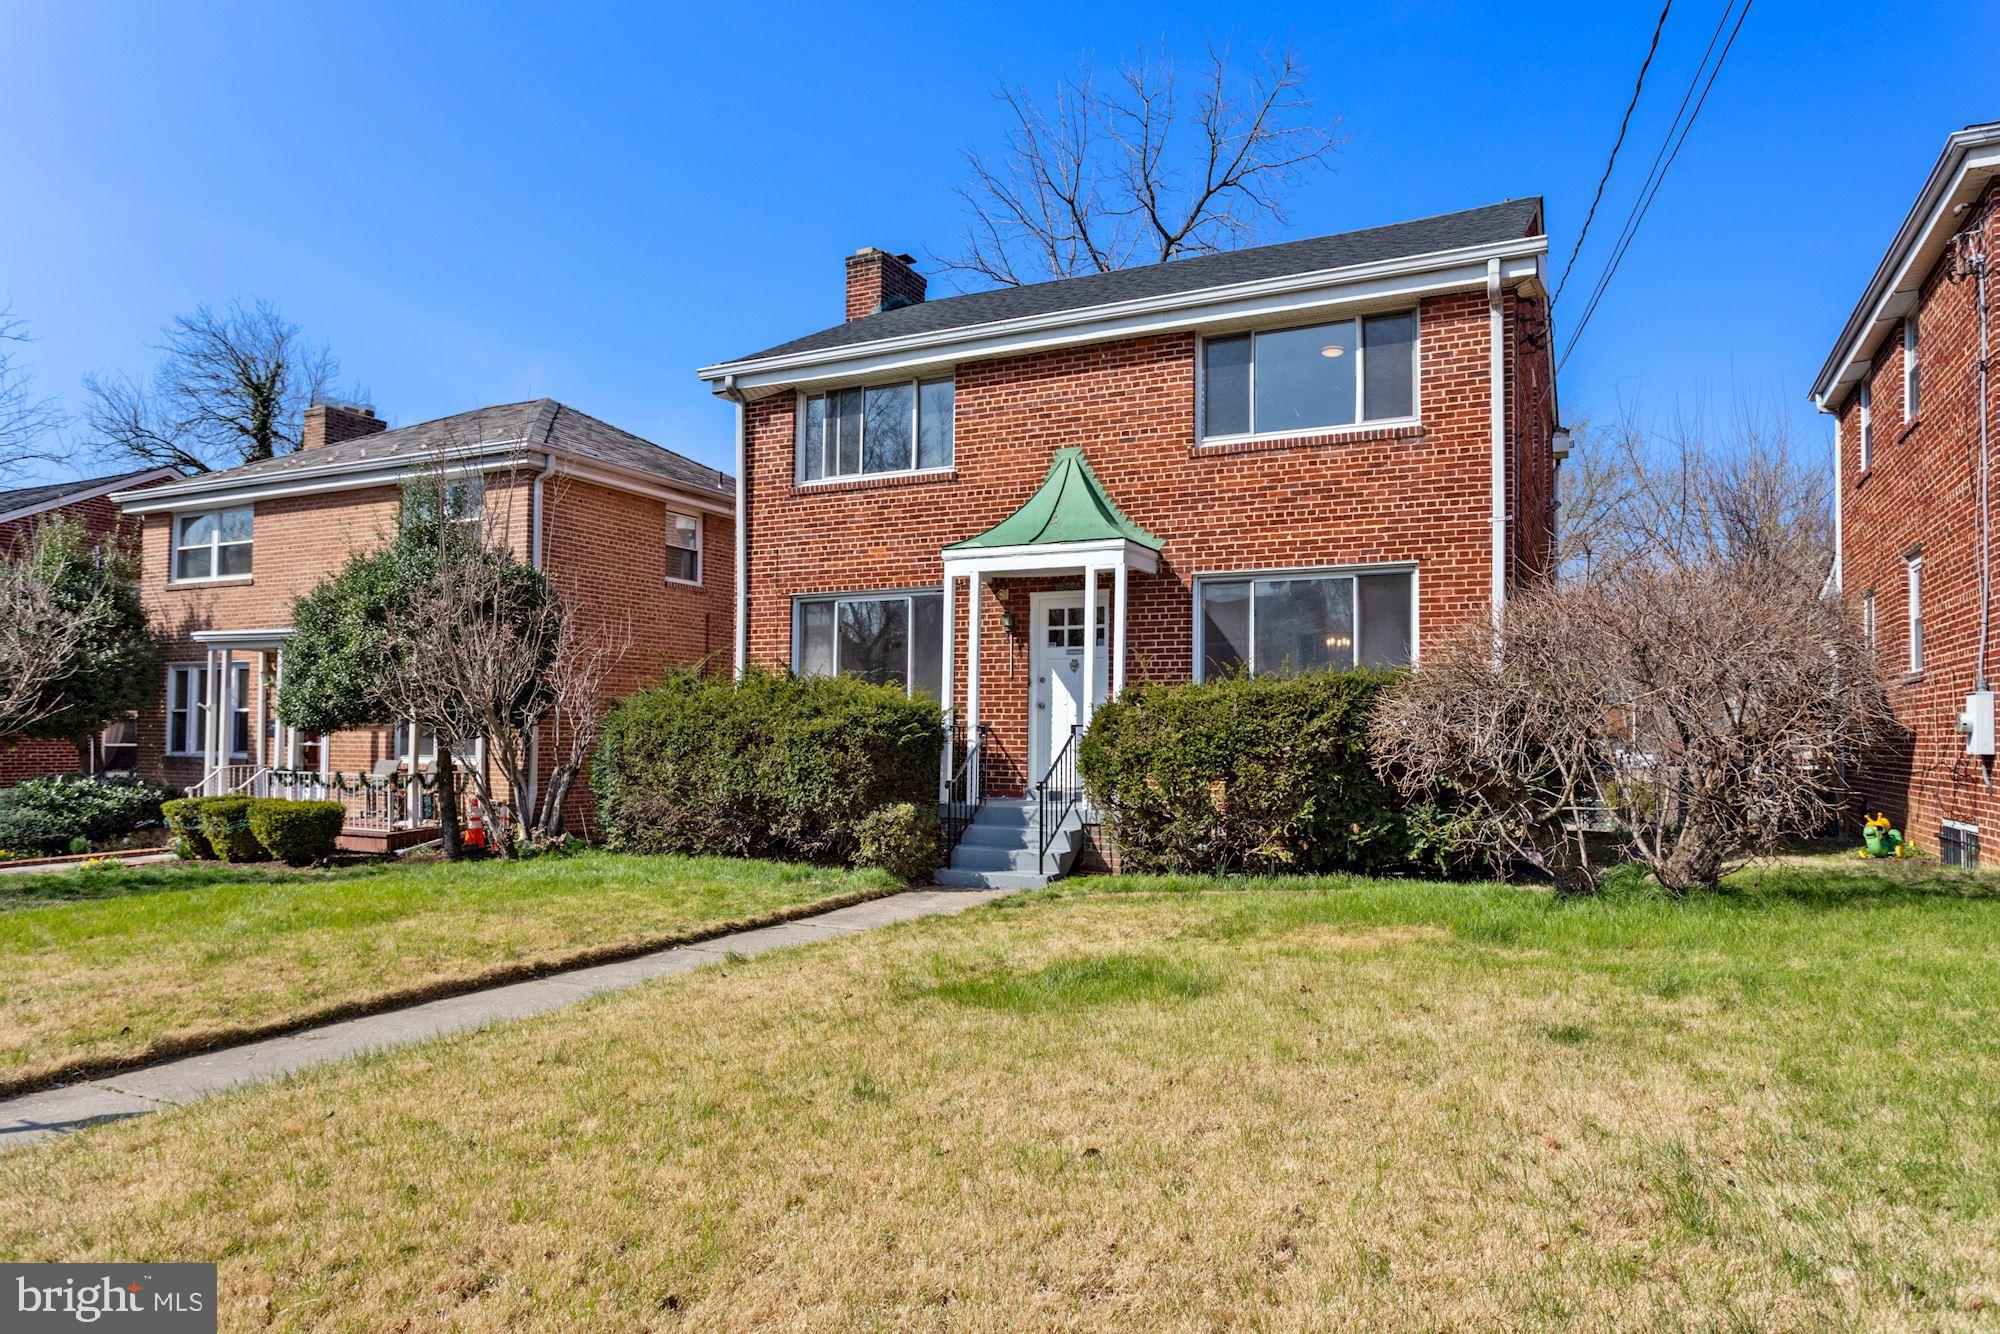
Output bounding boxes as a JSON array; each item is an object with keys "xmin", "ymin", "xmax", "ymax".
[
  {"xmin": 1816, "ymin": 121, "xmax": 2000, "ymax": 864},
  {"xmin": 0, "ymin": 466, "xmax": 179, "ymax": 785},
  {"xmin": 110, "ymin": 400, "xmax": 733, "ymax": 847},
  {"xmin": 700, "ymin": 200, "xmax": 1561, "ymax": 884}
]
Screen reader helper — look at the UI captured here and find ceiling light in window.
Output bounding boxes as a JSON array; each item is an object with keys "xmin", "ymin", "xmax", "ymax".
[
  {"xmin": 1318, "ymin": 344, "xmax": 1346, "ymax": 358},
  {"xmin": 1323, "ymin": 633, "xmax": 1353, "ymax": 650}
]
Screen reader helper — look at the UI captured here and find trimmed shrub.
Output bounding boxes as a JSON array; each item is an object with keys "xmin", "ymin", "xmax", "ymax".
[
  {"xmin": 196, "ymin": 797, "xmax": 264, "ymax": 863},
  {"xmin": 1080, "ymin": 668, "xmax": 1415, "ymax": 876},
  {"xmin": 161, "ymin": 796, "xmax": 214, "ymax": 860},
  {"xmin": 247, "ymin": 798, "xmax": 346, "ymax": 865},
  {"xmin": 856, "ymin": 802, "xmax": 943, "ymax": 884},
  {"xmin": 594, "ymin": 668, "xmax": 943, "ymax": 865},
  {"xmin": 0, "ymin": 774, "xmax": 178, "ymax": 856}
]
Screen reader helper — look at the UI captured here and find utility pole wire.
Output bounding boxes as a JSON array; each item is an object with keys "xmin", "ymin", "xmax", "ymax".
[
  {"xmin": 1560, "ymin": 0, "xmax": 1754, "ymax": 372},
  {"xmin": 1552, "ymin": 0, "xmax": 1676, "ymax": 309}
]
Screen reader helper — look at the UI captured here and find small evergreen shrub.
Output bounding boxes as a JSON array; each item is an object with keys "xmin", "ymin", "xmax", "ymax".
[
  {"xmin": 161, "ymin": 796, "xmax": 214, "ymax": 860},
  {"xmin": 196, "ymin": 796, "xmax": 264, "ymax": 863},
  {"xmin": 594, "ymin": 668, "xmax": 943, "ymax": 865},
  {"xmin": 0, "ymin": 774, "xmax": 178, "ymax": 855},
  {"xmin": 247, "ymin": 799, "xmax": 347, "ymax": 865},
  {"xmin": 1080, "ymin": 668, "xmax": 1416, "ymax": 876},
  {"xmin": 855, "ymin": 802, "xmax": 942, "ymax": 884}
]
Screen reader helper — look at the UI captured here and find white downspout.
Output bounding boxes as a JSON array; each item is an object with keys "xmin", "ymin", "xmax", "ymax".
[
  {"xmin": 715, "ymin": 373, "xmax": 750, "ymax": 681},
  {"xmin": 1488, "ymin": 257, "xmax": 1508, "ymax": 625},
  {"xmin": 525, "ymin": 450, "xmax": 558, "ymax": 817}
]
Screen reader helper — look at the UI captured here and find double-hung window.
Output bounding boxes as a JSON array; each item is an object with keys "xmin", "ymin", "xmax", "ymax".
[
  {"xmin": 166, "ymin": 664, "xmax": 208, "ymax": 756},
  {"xmin": 1201, "ymin": 310, "xmax": 1417, "ymax": 442},
  {"xmin": 1904, "ymin": 315, "xmax": 1921, "ymax": 420},
  {"xmin": 1198, "ymin": 568, "xmax": 1415, "ymax": 679},
  {"xmin": 1907, "ymin": 554, "xmax": 1924, "ymax": 673},
  {"xmin": 171, "ymin": 506, "xmax": 253, "ymax": 581},
  {"xmin": 666, "ymin": 512, "xmax": 701, "ymax": 584},
  {"xmin": 799, "ymin": 378, "xmax": 954, "ymax": 482},
  {"xmin": 794, "ymin": 591, "xmax": 944, "ymax": 697},
  {"xmin": 1858, "ymin": 381, "xmax": 1873, "ymax": 470}
]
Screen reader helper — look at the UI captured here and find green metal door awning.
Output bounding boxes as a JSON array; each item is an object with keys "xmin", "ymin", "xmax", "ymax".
[{"xmin": 946, "ymin": 448, "xmax": 1163, "ymax": 554}]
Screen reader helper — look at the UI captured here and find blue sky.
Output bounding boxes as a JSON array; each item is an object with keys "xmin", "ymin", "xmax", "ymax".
[{"xmin": 2, "ymin": 1, "xmax": 1995, "ymax": 486}]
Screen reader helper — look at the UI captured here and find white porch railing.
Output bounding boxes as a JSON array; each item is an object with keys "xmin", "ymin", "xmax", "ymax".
[{"xmin": 187, "ymin": 766, "xmax": 444, "ymax": 835}]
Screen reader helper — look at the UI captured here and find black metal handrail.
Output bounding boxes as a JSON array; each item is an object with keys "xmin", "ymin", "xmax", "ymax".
[
  {"xmin": 1036, "ymin": 723, "xmax": 1083, "ymax": 876},
  {"xmin": 939, "ymin": 718, "xmax": 990, "ymax": 857}
]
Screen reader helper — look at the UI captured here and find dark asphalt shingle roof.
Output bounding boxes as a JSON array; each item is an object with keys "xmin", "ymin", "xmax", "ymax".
[
  {"xmin": 725, "ymin": 198, "xmax": 1544, "ymax": 365},
  {"xmin": 0, "ymin": 467, "xmax": 177, "ymax": 515},
  {"xmin": 130, "ymin": 400, "xmax": 731, "ymax": 497}
]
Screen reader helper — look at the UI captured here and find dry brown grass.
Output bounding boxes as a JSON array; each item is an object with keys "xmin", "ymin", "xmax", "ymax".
[{"xmin": 3, "ymin": 868, "xmax": 1998, "ymax": 1329}]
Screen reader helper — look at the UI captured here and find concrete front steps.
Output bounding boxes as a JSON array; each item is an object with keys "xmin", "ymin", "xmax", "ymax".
[{"xmin": 936, "ymin": 797, "xmax": 1087, "ymax": 890}]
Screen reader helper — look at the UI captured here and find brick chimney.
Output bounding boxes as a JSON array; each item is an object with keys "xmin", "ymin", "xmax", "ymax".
[
  {"xmin": 845, "ymin": 248, "xmax": 926, "ymax": 322},
  {"xmin": 301, "ymin": 403, "xmax": 386, "ymax": 451}
]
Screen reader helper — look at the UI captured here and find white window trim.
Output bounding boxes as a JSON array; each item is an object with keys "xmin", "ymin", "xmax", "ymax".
[
  {"xmin": 1191, "ymin": 561, "xmax": 1421, "ymax": 681},
  {"xmin": 794, "ymin": 377, "xmax": 956, "ymax": 485},
  {"xmin": 165, "ymin": 662, "xmax": 208, "ymax": 757},
  {"xmin": 1195, "ymin": 307, "xmax": 1422, "ymax": 447},
  {"xmin": 1860, "ymin": 590, "xmax": 1876, "ymax": 653},
  {"xmin": 226, "ymin": 660, "xmax": 252, "ymax": 759},
  {"xmin": 169, "ymin": 505, "xmax": 255, "ymax": 585},
  {"xmin": 1903, "ymin": 315, "xmax": 1920, "ymax": 422},
  {"xmin": 790, "ymin": 587, "xmax": 944, "ymax": 697},
  {"xmin": 665, "ymin": 509, "xmax": 703, "ymax": 586},
  {"xmin": 1858, "ymin": 381, "xmax": 1873, "ymax": 471},
  {"xmin": 1907, "ymin": 554, "xmax": 1924, "ymax": 674}
]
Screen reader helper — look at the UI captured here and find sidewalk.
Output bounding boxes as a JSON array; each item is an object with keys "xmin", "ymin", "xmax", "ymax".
[{"xmin": 0, "ymin": 888, "xmax": 1009, "ymax": 1150}]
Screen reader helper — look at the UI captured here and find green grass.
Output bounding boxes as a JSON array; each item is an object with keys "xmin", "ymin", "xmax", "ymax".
[
  {"xmin": 0, "ymin": 851, "xmax": 894, "ymax": 1085},
  {"xmin": 3, "ymin": 853, "xmax": 1998, "ymax": 1327}
]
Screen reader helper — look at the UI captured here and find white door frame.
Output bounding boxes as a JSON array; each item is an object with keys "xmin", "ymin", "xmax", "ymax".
[{"xmin": 1027, "ymin": 587, "xmax": 1111, "ymax": 785}]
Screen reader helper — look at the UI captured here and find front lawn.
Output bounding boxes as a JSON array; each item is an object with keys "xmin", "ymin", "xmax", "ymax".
[
  {"xmin": 0, "ymin": 852, "xmax": 895, "ymax": 1088},
  {"xmin": 3, "ymin": 857, "xmax": 1997, "ymax": 1327}
]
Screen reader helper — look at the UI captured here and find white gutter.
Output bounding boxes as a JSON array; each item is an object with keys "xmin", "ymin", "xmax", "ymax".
[
  {"xmin": 1488, "ymin": 257, "xmax": 1508, "ymax": 625},
  {"xmin": 699, "ymin": 235, "xmax": 1548, "ymax": 390},
  {"xmin": 0, "ymin": 467, "xmax": 181, "ymax": 525}
]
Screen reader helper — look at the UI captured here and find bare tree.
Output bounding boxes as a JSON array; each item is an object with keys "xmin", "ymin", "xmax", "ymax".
[
  {"xmin": 938, "ymin": 42, "xmax": 1342, "ymax": 288},
  {"xmin": 0, "ymin": 524, "xmax": 105, "ymax": 736},
  {"xmin": 0, "ymin": 307, "xmax": 67, "ymax": 485},
  {"xmin": 82, "ymin": 299, "xmax": 353, "ymax": 473}
]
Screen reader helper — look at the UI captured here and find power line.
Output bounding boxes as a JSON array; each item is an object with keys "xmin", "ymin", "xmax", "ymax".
[
  {"xmin": 1559, "ymin": 0, "xmax": 1754, "ymax": 373},
  {"xmin": 1552, "ymin": 0, "xmax": 1676, "ymax": 309}
]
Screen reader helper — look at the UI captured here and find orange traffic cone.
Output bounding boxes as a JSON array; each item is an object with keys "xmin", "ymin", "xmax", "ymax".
[{"xmin": 465, "ymin": 795, "xmax": 486, "ymax": 850}]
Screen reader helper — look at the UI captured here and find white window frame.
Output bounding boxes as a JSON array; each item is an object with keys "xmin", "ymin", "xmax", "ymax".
[
  {"xmin": 1860, "ymin": 590, "xmax": 1876, "ymax": 654},
  {"xmin": 794, "ymin": 377, "xmax": 956, "ymax": 485},
  {"xmin": 1196, "ymin": 307, "xmax": 1422, "ymax": 446},
  {"xmin": 169, "ymin": 505, "xmax": 254, "ymax": 584},
  {"xmin": 1907, "ymin": 554, "xmax": 1924, "ymax": 674},
  {"xmin": 166, "ymin": 663, "xmax": 209, "ymax": 757},
  {"xmin": 790, "ymin": 588, "xmax": 944, "ymax": 697},
  {"xmin": 1903, "ymin": 315, "xmax": 1920, "ymax": 422},
  {"xmin": 665, "ymin": 510, "xmax": 702, "ymax": 586},
  {"xmin": 1858, "ymin": 381, "xmax": 1873, "ymax": 471},
  {"xmin": 443, "ymin": 476, "xmax": 484, "ymax": 530},
  {"xmin": 1192, "ymin": 562, "xmax": 1421, "ymax": 681},
  {"xmin": 227, "ymin": 660, "xmax": 252, "ymax": 759}
]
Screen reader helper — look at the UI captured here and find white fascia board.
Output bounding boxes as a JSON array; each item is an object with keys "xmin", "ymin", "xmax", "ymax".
[
  {"xmin": 700, "ymin": 237, "xmax": 1548, "ymax": 395},
  {"xmin": 112, "ymin": 443, "xmax": 535, "ymax": 514},
  {"xmin": 193, "ymin": 627, "xmax": 295, "ymax": 646},
  {"xmin": 1812, "ymin": 125, "xmax": 2000, "ymax": 407},
  {"xmin": 0, "ymin": 467, "xmax": 181, "ymax": 525},
  {"xmin": 942, "ymin": 538, "xmax": 1160, "ymax": 576},
  {"xmin": 547, "ymin": 459, "xmax": 736, "ymax": 516}
]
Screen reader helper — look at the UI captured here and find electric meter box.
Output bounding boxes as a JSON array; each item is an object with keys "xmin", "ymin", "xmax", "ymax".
[{"xmin": 1965, "ymin": 690, "xmax": 1996, "ymax": 756}]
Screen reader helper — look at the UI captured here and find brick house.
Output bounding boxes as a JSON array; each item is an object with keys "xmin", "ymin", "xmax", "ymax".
[
  {"xmin": 700, "ymin": 200, "xmax": 1562, "ymax": 885},
  {"xmin": 1815, "ymin": 120, "xmax": 2000, "ymax": 864},
  {"xmin": 110, "ymin": 400, "xmax": 733, "ymax": 848},
  {"xmin": 0, "ymin": 466, "xmax": 179, "ymax": 785}
]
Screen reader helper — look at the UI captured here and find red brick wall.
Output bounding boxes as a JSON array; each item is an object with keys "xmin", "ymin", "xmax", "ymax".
[
  {"xmin": 743, "ymin": 287, "xmax": 1557, "ymax": 796},
  {"xmin": 1834, "ymin": 181, "xmax": 2000, "ymax": 854}
]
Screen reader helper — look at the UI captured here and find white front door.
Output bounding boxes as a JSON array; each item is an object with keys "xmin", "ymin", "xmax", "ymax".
[{"xmin": 1029, "ymin": 591, "xmax": 1111, "ymax": 785}]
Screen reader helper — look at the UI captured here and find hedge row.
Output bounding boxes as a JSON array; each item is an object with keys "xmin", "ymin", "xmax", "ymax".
[
  {"xmin": 0, "ymin": 774, "xmax": 180, "ymax": 856},
  {"xmin": 593, "ymin": 668, "xmax": 942, "ymax": 866},
  {"xmin": 163, "ymin": 796, "xmax": 347, "ymax": 865}
]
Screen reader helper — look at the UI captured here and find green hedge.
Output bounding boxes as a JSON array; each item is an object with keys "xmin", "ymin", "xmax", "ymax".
[
  {"xmin": 247, "ymin": 798, "xmax": 346, "ymax": 865},
  {"xmin": 593, "ymin": 668, "xmax": 943, "ymax": 865},
  {"xmin": 196, "ymin": 796, "xmax": 263, "ymax": 863},
  {"xmin": 1079, "ymin": 668, "xmax": 1415, "ymax": 876},
  {"xmin": 161, "ymin": 797, "xmax": 214, "ymax": 860},
  {"xmin": 855, "ymin": 802, "xmax": 942, "ymax": 884},
  {"xmin": 0, "ymin": 774, "xmax": 178, "ymax": 856}
]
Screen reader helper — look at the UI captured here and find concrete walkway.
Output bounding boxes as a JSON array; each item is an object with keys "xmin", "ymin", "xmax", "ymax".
[{"xmin": 0, "ymin": 888, "xmax": 1008, "ymax": 1151}]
